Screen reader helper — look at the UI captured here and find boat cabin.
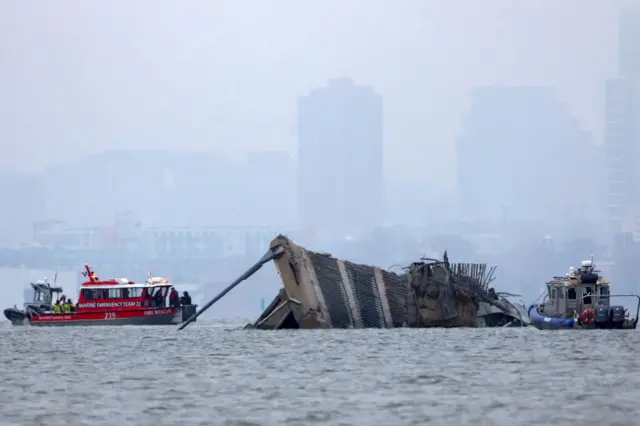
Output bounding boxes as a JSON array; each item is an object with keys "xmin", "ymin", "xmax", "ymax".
[
  {"xmin": 541, "ymin": 259, "xmax": 610, "ymax": 318},
  {"xmin": 75, "ymin": 265, "xmax": 175, "ymax": 312},
  {"xmin": 25, "ymin": 279, "xmax": 64, "ymax": 313}
]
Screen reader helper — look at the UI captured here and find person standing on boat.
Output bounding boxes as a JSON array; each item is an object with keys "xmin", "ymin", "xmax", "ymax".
[
  {"xmin": 153, "ymin": 289, "xmax": 165, "ymax": 307},
  {"xmin": 180, "ymin": 291, "xmax": 192, "ymax": 306},
  {"xmin": 169, "ymin": 288, "xmax": 179, "ymax": 308},
  {"xmin": 62, "ymin": 300, "xmax": 71, "ymax": 313},
  {"xmin": 59, "ymin": 295, "xmax": 69, "ymax": 313},
  {"xmin": 53, "ymin": 300, "xmax": 62, "ymax": 314}
]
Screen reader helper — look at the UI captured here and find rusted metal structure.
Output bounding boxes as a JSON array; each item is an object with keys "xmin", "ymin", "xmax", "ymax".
[{"xmin": 180, "ymin": 235, "xmax": 528, "ymax": 330}]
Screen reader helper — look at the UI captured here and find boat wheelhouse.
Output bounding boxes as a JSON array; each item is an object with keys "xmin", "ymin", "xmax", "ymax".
[{"xmin": 528, "ymin": 258, "xmax": 639, "ymax": 330}]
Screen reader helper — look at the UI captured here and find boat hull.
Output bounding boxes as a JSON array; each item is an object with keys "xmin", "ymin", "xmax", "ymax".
[
  {"xmin": 3, "ymin": 308, "xmax": 29, "ymax": 325},
  {"xmin": 32, "ymin": 308, "xmax": 180, "ymax": 326},
  {"xmin": 528, "ymin": 305, "xmax": 637, "ymax": 330},
  {"xmin": 5, "ymin": 307, "xmax": 190, "ymax": 326},
  {"xmin": 528, "ymin": 305, "xmax": 575, "ymax": 329},
  {"xmin": 5, "ymin": 304, "xmax": 198, "ymax": 326}
]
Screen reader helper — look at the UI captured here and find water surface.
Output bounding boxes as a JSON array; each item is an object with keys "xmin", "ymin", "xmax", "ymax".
[{"xmin": 1, "ymin": 322, "xmax": 639, "ymax": 425}]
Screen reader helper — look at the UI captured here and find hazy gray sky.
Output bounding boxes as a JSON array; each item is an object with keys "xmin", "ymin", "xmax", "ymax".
[{"xmin": 0, "ymin": 0, "xmax": 633, "ymax": 189}]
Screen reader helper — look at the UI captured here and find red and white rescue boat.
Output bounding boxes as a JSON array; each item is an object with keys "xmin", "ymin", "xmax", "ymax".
[{"xmin": 3, "ymin": 264, "xmax": 197, "ymax": 326}]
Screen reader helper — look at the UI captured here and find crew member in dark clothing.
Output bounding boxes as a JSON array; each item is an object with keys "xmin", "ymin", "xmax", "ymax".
[
  {"xmin": 180, "ymin": 291, "xmax": 192, "ymax": 306},
  {"xmin": 144, "ymin": 290, "xmax": 153, "ymax": 307},
  {"xmin": 153, "ymin": 289, "xmax": 165, "ymax": 308},
  {"xmin": 169, "ymin": 288, "xmax": 179, "ymax": 308}
]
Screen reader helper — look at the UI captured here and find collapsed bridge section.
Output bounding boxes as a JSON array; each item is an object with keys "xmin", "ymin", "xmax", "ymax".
[
  {"xmin": 254, "ymin": 235, "xmax": 409, "ymax": 329},
  {"xmin": 179, "ymin": 235, "xmax": 527, "ymax": 330},
  {"xmin": 247, "ymin": 236, "xmax": 507, "ymax": 329}
]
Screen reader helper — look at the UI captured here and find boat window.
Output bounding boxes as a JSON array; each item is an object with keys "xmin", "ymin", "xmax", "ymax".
[
  {"xmin": 124, "ymin": 288, "xmax": 143, "ymax": 298},
  {"xmin": 567, "ymin": 288, "xmax": 577, "ymax": 299},
  {"xmin": 583, "ymin": 287, "xmax": 593, "ymax": 304},
  {"xmin": 82, "ymin": 289, "xmax": 103, "ymax": 300},
  {"xmin": 551, "ymin": 288, "xmax": 556, "ymax": 300},
  {"xmin": 104, "ymin": 288, "xmax": 122, "ymax": 299},
  {"xmin": 600, "ymin": 286, "xmax": 610, "ymax": 296},
  {"xmin": 558, "ymin": 288, "xmax": 565, "ymax": 299}
]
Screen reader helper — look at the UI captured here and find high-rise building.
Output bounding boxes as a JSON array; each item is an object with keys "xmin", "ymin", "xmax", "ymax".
[
  {"xmin": 605, "ymin": 8, "xmax": 640, "ymax": 235},
  {"xmin": 619, "ymin": 8, "xmax": 640, "ymax": 76},
  {"xmin": 456, "ymin": 86, "xmax": 597, "ymax": 235},
  {"xmin": 0, "ymin": 173, "xmax": 42, "ymax": 243},
  {"xmin": 605, "ymin": 77, "xmax": 640, "ymax": 233},
  {"xmin": 297, "ymin": 78, "xmax": 384, "ymax": 233}
]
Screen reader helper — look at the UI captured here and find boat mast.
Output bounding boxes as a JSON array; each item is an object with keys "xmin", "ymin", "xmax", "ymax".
[{"xmin": 84, "ymin": 264, "xmax": 96, "ymax": 282}]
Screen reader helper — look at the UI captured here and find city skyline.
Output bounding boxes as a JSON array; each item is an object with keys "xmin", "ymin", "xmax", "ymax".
[
  {"xmin": 1, "ymin": 4, "xmax": 639, "ymax": 247},
  {"xmin": 0, "ymin": 1, "xmax": 631, "ymax": 188},
  {"xmin": 0, "ymin": 58, "xmax": 620, "ymax": 243}
]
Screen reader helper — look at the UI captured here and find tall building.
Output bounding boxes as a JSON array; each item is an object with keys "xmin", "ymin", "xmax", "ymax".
[
  {"xmin": 605, "ymin": 77, "xmax": 640, "ymax": 234},
  {"xmin": 619, "ymin": 8, "xmax": 640, "ymax": 76},
  {"xmin": 606, "ymin": 8, "xmax": 640, "ymax": 235},
  {"xmin": 456, "ymin": 86, "xmax": 597, "ymax": 235},
  {"xmin": 0, "ymin": 173, "xmax": 42, "ymax": 244},
  {"xmin": 297, "ymin": 78, "xmax": 384, "ymax": 233}
]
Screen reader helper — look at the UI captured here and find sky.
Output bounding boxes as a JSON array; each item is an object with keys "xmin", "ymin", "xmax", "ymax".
[{"xmin": 0, "ymin": 0, "xmax": 634, "ymax": 188}]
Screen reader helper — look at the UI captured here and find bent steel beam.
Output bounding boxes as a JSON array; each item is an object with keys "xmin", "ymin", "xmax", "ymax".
[{"xmin": 178, "ymin": 244, "xmax": 284, "ymax": 330}]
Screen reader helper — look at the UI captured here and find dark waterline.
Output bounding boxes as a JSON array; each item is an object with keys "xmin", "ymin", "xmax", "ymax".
[{"xmin": 1, "ymin": 321, "xmax": 639, "ymax": 425}]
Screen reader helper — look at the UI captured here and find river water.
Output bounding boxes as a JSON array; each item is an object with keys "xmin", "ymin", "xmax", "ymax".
[{"xmin": 1, "ymin": 322, "xmax": 639, "ymax": 426}]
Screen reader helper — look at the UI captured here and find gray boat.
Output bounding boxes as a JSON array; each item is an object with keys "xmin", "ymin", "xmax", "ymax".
[
  {"xmin": 3, "ymin": 278, "xmax": 64, "ymax": 325},
  {"xmin": 527, "ymin": 258, "xmax": 640, "ymax": 330}
]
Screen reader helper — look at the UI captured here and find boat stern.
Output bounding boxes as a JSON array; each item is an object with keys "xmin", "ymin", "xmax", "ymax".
[{"xmin": 173, "ymin": 305, "xmax": 198, "ymax": 324}]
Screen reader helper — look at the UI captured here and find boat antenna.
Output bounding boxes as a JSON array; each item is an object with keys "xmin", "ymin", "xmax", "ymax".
[{"xmin": 53, "ymin": 271, "xmax": 58, "ymax": 286}]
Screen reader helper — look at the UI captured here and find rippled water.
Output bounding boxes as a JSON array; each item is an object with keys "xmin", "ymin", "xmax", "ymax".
[{"xmin": 1, "ymin": 321, "xmax": 639, "ymax": 426}]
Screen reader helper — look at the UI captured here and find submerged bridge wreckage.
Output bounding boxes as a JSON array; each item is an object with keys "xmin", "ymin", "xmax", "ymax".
[{"xmin": 179, "ymin": 235, "xmax": 529, "ymax": 330}]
